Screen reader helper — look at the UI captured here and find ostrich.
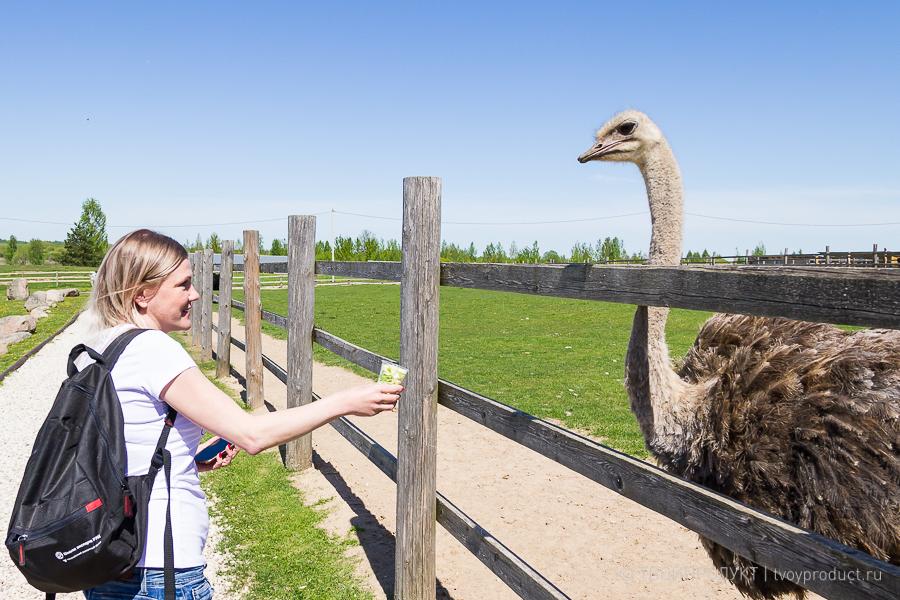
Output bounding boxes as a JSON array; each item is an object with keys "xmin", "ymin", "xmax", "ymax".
[{"xmin": 577, "ymin": 110, "xmax": 899, "ymax": 599}]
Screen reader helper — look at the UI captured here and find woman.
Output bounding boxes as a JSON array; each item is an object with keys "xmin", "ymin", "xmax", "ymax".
[{"xmin": 78, "ymin": 229, "xmax": 402, "ymax": 599}]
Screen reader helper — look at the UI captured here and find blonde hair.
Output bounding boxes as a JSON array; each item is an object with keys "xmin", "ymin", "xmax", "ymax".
[{"xmin": 87, "ymin": 229, "xmax": 188, "ymax": 331}]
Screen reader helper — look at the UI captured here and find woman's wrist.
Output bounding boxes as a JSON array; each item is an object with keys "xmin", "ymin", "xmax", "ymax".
[{"xmin": 321, "ymin": 390, "xmax": 351, "ymax": 419}]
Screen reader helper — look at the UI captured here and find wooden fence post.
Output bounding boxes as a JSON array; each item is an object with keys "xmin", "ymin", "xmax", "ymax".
[
  {"xmin": 243, "ymin": 230, "xmax": 264, "ymax": 409},
  {"xmin": 190, "ymin": 253, "xmax": 201, "ymax": 347},
  {"xmin": 216, "ymin": 240, "xmax": 234, "ymax": 379},
  {"xmin": 286, "ymin": 215, "xmax": 316, "ymax": 470},
  {"xmin": 396, "ymin": 176, "xmax": 441, "ymax": 600},
  {"xmin": 201, "ymin": 249, "xmax": 214, "ymax": 362}
]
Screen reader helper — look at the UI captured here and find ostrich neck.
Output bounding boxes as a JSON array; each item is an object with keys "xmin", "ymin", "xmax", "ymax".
[
  {"xmin": 626, "ymin": 141, "xmax": 694, "ymax": 456},
  {"xmin": 640, "ymin": 144, "xmax": 684, "ymax": 268}
]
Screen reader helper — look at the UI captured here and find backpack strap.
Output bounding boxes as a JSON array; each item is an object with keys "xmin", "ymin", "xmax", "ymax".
[
  {"xmin": 66, "ymin": 328, "xmax": 149, "ymax": 377},
  {"xmin": 100, "ymin": 328, "xmax": 149, "ymax": 369},
  {"xmin": 148, "ymin": 406, "xmax": 178, "ymax": 600},
  {"xmin": 66, "ymin": 344, "xmax": 104, "ymax": 377}
]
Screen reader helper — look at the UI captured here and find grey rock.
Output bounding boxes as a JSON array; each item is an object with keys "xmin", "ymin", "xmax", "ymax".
[
  {"xmin": 24, "ymin": 292, "xmax": 48, "ymax": 312},
  {"xmin": 30, "ymin": 307, "xmax": 49, "ymax": 320},
  {"xmin": 6, "ymin": 278, "xmax": 28, "ymax": 301},
  {"xmin": 0, "ymin": 315, "xmax": 37, "ymax": 338},
  {"xmin": 46, "ymin": 290, "xmax": 66, "ymax": 303},
  {"xmin": 0, "ymin": 331, "xmax": 32, "ymax": 347},
  {"xmin": 59, "ymin": 288, "xmax": 80, "ymax": 297}
]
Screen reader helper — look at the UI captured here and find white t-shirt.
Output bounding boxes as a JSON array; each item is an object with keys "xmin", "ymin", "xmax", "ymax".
[{"xmin": 75, "ymin": 324, "xmax": 207, "ymax": 568}]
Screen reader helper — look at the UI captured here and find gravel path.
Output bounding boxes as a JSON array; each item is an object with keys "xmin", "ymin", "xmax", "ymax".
[{"xmin": 0, "ymin": 313, "xmax": 233, "ymax": 599}]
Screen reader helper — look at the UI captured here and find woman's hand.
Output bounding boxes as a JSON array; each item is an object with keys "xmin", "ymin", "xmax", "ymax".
[
  {"xmin": 196, "ymin": 439, "xmax": 241, "ymax": 473},
  {"xmin": 330, "ymin": 383, "xmax": 403, "ymax": 417}
]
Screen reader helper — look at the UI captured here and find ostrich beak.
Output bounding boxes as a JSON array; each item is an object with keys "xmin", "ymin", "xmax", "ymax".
[
  {"xmin": 578, "ymin": 142, "xmax": 612, "ymax": 164},
  {"xmin": 578, "ymin": 140, "xmax": 618, "ymax": 163}
]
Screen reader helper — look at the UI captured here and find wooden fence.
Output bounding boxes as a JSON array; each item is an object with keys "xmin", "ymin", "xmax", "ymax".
[
  {"xmin": 191, "ymin": 177, "xmax": 899, "ymax": 600},
  {"xmin": 0, "ymin": 270, "xmax": 94, "ymax": 285}
]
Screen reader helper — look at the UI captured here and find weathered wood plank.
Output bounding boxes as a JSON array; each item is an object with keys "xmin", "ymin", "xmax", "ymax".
[
  {"xmin": 311, "ymin": 261, "xmax": 899, "ymax": 328},
  {"xmin": 396, "ymin": 176, "xmax": 442, "ymax": 600},
  {"xmin": 439, "ymin": 263, "xmax": 900, "ymax": 329},
  {"xmin": 286, "ymin": 215, "xmax": 316, "ymax": 471},
  {"xmin": 189, "ymin": 253, "xmax": 201, "ymax": 346},
  {"xmin": 315, "ymin": 260, "xmax": 401, "ymax": 281},
  {"xmin": 313, "ymin": 328, "xmax": 383, "ymax": 373},
  {"xmin": 327, "ymin": 405, "xmax": 570, "ymax": 600},
  {"xmin": 215, "ymin": 240, "xmax": 234, "ymax": 379},
  {"xmin": 232, "ymin": 261, "xmax": 288, "ymax": 274},
  {"xmin": 311, "ymin": 325, "xmax": 900, "ymax": 600},
  {"xmin": 200, "ymin": 249, "xmax": 214, "ymax": 361},
  {"xmin": 243, "ymin": 230, "xmax": 264, "ymax": 409}
]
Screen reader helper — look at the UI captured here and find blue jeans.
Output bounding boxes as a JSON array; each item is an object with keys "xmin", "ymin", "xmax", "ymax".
[{"xmin": 84, "ymin": 565, "xmax": 213, "ymax": 600}]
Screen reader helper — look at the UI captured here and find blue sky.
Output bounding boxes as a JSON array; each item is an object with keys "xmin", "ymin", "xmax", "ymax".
[{"xmin": 1, "ymin": 1, "xmax": 898, "ymax": 256}]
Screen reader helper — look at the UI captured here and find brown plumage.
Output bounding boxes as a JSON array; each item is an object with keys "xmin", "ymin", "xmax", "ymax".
[
  {"xmin": 579, "ymin": 110, "xmax": 900, "ymax": 599},
  {"xmin": 673, "ymin": 315, "xmax": 900, "ymax": 598}
]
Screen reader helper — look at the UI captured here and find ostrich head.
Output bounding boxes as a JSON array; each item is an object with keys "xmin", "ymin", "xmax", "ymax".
[{"xmin": 577, "ymin": 109, "xmax": 664, "ymax": 166}]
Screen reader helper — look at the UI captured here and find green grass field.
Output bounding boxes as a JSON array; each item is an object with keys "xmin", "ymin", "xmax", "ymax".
[{"xmin": 232, "ymin": 284, "xmax": 712, "ymax": 457}]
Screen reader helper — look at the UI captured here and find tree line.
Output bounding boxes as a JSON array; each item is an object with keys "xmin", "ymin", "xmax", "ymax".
[
  {"xmin": 185, "ymin": 229, "xmax": 644, "ymax": 264},
  {"xmin": 4, "ymin": 197, "xmax": 777, "ymax": 268},
  {"xmin": 180, "ymin": 231, "xmax": 775, "ymax": 264}
]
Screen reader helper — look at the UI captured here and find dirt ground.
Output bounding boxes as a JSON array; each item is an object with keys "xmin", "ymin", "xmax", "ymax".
[{"xmin": 218, "ymin": 315, "xmax": 759, "ymax": 600}]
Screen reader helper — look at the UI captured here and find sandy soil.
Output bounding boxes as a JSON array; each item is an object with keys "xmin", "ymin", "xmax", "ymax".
[{"xmin": 220, "ymin": 315, "xmax": 762, "ymax": 600}]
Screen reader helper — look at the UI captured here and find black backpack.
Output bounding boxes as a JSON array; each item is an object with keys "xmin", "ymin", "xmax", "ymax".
[{"xmin": 6, "ymin": 328, "xmax": 177, "ymax": 600}]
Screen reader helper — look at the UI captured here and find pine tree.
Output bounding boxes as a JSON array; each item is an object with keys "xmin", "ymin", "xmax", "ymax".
[
  {"xmin": 62, "ymin": 199, "xmax": 108, "ymax": 266},
  {"xmin": 207, "ymin": 232, "xmax": 222, "ymax": 253}
]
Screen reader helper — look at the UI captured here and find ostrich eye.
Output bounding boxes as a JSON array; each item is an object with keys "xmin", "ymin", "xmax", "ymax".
[{"xmin": 617, "ymin": 122, "xmax": 637, "ymax": 136}]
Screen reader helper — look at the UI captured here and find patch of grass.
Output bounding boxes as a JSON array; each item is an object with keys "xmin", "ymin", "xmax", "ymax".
[
  {"xmin": 202, "ymin": 450, "xmax": 373, "ymax": 600},
  {"xmin": 173, "ymin": 335, "xmax": 374, "ymax": 600},
  {"xmin": 0, "ymin": 294, "xmax": 88, "ymax": 375},
  {"xmin": 231, "ymin": 285, "xmax": 712, "ymax": 457}
]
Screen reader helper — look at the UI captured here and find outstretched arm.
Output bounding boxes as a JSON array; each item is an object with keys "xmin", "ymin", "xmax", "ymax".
[{"xmin": 161, "ymin": 367, "xmax": 401, "ymax": 455}]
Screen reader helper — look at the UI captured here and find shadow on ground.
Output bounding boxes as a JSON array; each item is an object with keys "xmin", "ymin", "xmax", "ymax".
[{"xmin": 311, "ymin": 451, "xmax": 456, "ymax": 599}]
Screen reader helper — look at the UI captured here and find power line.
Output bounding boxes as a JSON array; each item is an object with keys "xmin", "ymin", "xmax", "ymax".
[
  {"xmin": 332, "ymin": 209, "xmax": 650, "ymax": 225},
  {"xmin": 1, "ymin": 210, "xmax": 897, "ymax": 229},
  {"xmin": 0, "ymin": 213, "xmax": 330, "ymax": 228},
  {"xmin": 684, "ymin": 212, "xmax": 900, "ymax": 227}
]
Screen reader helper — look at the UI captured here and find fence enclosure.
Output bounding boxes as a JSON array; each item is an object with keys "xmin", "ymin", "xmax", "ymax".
[{"xmin": 192, "ymin": 178, "xmax": 899, "ymax": 600}]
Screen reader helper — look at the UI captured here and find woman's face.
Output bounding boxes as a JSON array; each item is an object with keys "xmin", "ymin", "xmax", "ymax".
[{"xmin": 136, "ymin": 258, "xmax": 200, "ymax": 333}]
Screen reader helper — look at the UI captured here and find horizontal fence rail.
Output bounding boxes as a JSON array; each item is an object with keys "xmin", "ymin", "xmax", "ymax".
[
  {"xmin": 228, "ymin": 261, "xmax": 900, "ymax": 329},
  {"xmin": 211, "ymin": 319, "xmax": 567, "ymax": 600},
  {"xmin": 318, "ymin": 262, "xmax": 900, "ymax": 329},
  {"xmin": 214, "ymin": 296, "xmax": 900, "ymax": 599}
]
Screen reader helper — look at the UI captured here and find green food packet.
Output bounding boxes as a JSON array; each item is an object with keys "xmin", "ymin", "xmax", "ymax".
[{"xmin": 378, "ymin": 362, "xmax": 408, "ymax": 385}]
